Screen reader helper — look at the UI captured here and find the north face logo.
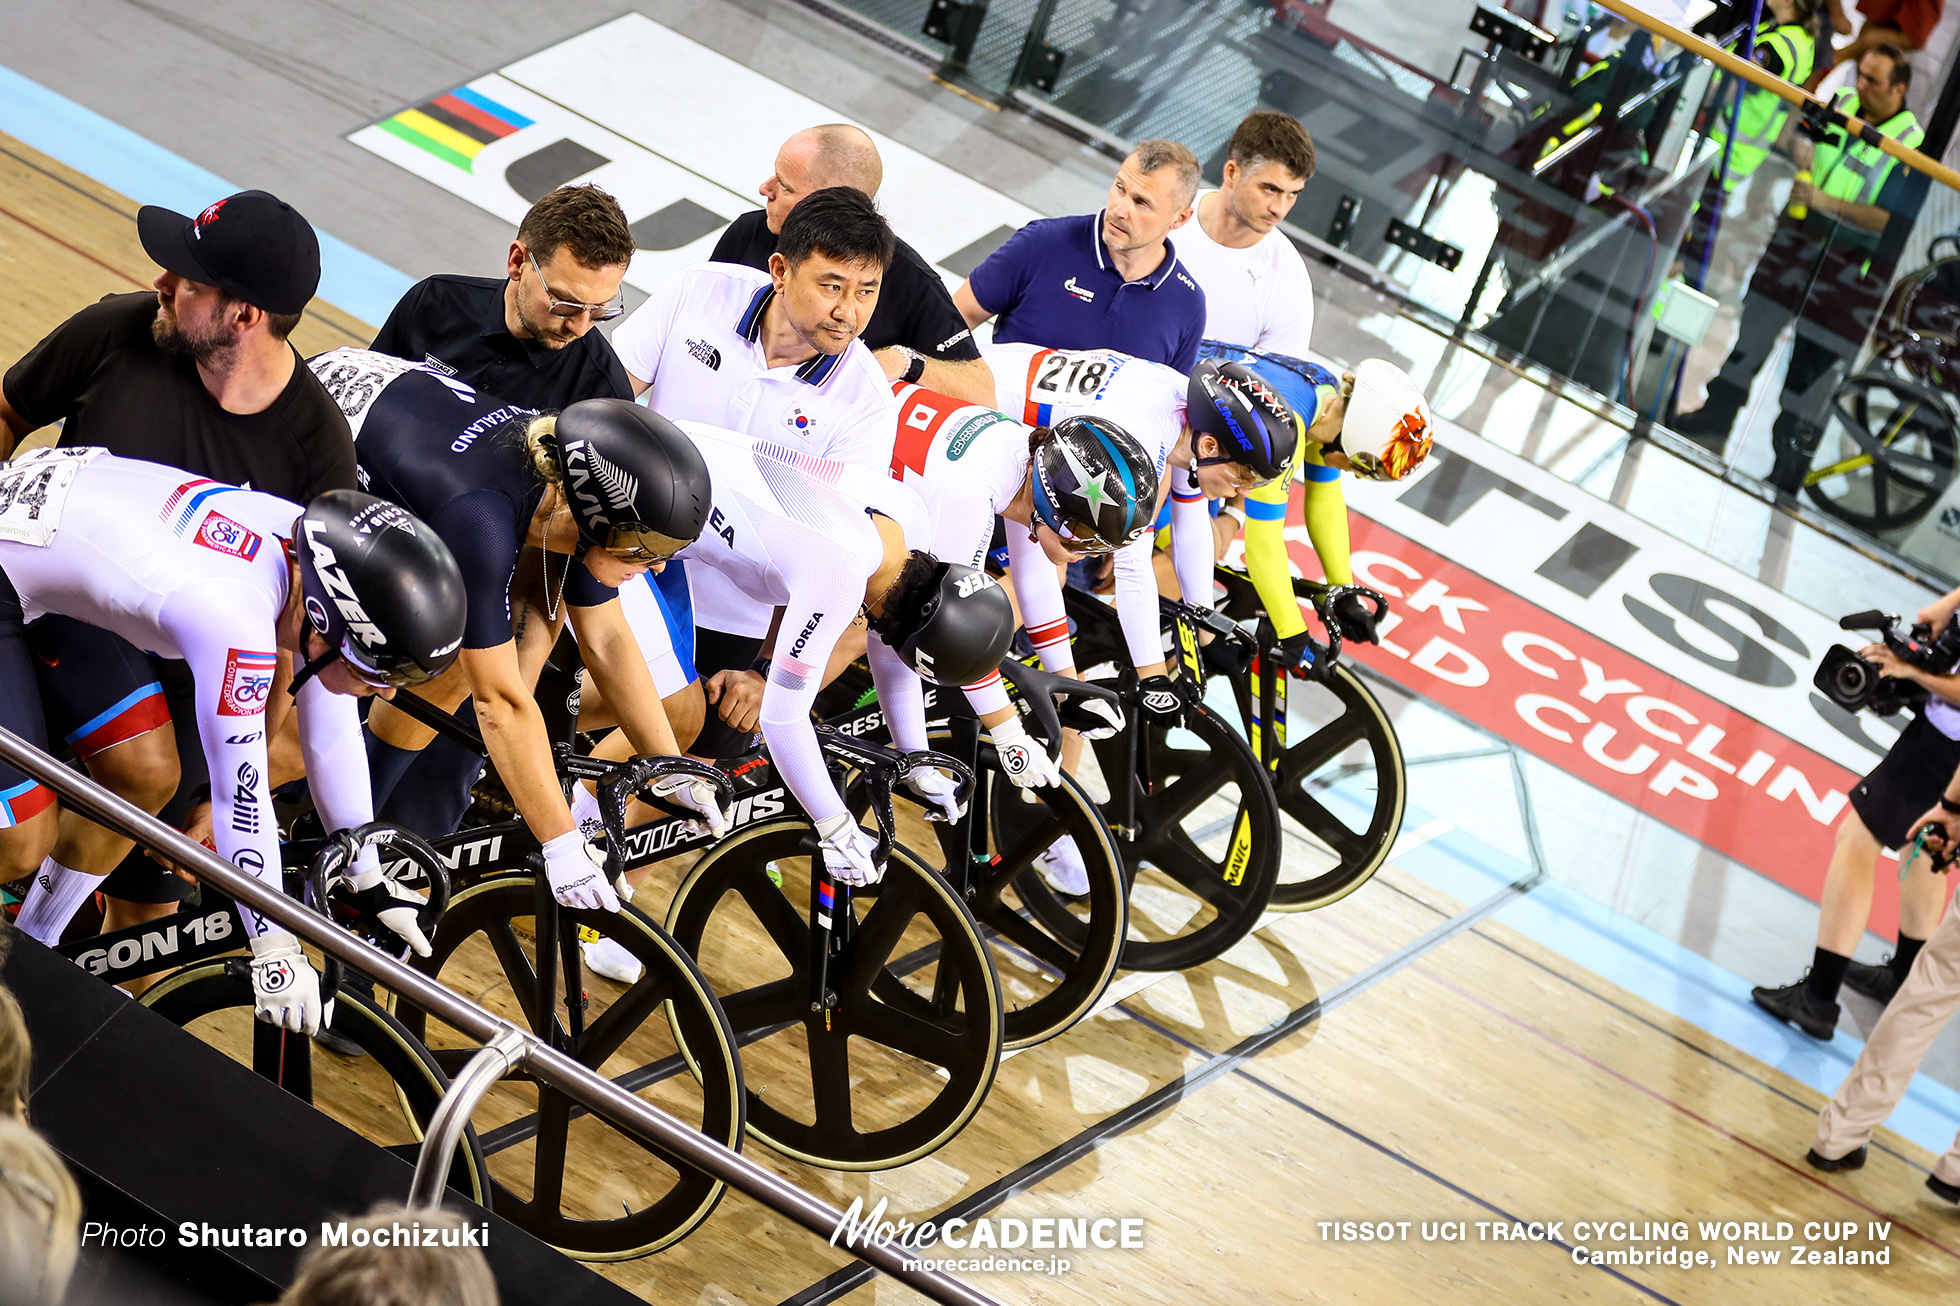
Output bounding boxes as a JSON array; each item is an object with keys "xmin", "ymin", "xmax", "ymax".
[{"xmin": 687, "ymin": 338, "xmax": 722, "ymax": 371}]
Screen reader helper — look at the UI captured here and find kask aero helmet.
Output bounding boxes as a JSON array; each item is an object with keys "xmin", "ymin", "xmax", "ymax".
[{"xmin": 551, "ymin": 399, "xmax": 712, "ymax": 562}]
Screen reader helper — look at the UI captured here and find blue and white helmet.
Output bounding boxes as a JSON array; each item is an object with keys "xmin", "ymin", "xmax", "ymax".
[{"xmin": 1031, "ymin": 415, "xmax": 1159, "ymax": 553}]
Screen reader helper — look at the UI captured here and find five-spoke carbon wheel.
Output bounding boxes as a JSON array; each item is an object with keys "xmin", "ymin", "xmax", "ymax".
[
  {"xmin": 666, "ymin": 820, "xmax": 1003, "ymax": 1170},
  {"xmin": 1265, "ymin": 664, "xmax": 1407, "ymax": 910},
  {"xmin": 143, "ymin": 961, "xmax": 493, "ymax": 1205},
  {"xmin": 1082, "ymin": 701, "xmax": 1282, "ymax": 971},
  {"xmin": 930, "ymin": 731, "xmax": 1126, "ymax": 1049},
  {"xmin": 397, "ymin": 877, "xmax": 745, "ymax": 1260}
]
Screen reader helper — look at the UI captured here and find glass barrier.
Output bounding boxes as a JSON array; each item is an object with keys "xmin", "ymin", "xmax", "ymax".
[{"xmin": 819, "ymin": 0, "xmax": 1960, "ymax": 581}]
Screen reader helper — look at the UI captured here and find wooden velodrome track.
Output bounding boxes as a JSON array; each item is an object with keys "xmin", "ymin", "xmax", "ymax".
[{"xmin": 5, "ymin": 127, "xmax": 1957, "ymax": 1303}]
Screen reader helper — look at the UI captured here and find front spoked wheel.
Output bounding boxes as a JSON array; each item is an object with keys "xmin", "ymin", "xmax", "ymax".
[
  {"xmin": 1083, "ymin": 702, "xmax": 1281, "ymax": 971},
  {"xmin": 396, "ymin": 878, "xmax": 744, "ymax": 1260},
  {"xmin": 1266, "ymin": 664, "xmax": 1407, "ymax": 910},
  {"xmin": 935, "ymin": 731, "xmax": 1127, "ymax": 1049},
  {"xmin": 666, "ymin": 820, "xmax": 1003, "ymax": 1170}
]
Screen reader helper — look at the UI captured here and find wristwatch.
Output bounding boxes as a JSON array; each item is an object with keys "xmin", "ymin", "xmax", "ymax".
[{"xmin": 895, "ymin": 346, "xmax": 926, "ymax": 385}]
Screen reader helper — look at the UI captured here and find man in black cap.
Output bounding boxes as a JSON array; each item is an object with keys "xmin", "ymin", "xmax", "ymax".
[
  {"xmin": 0, "ymin": 188, "xmax": 353, "ymax": 498},
  {"xmin": 0, "ymin": 189, "xmax": 356, "ymax": 993}
]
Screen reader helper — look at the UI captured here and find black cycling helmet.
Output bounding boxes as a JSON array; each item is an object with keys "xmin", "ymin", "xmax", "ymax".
[
  {"xmin": 1031, "ymin": 415, "xmax": 1160, "ymax": 554},
  {"xmin": 870, "ymin": 555, "xmax": 1016, "ymax": 686},
  {"xmin": 1186, "ymin": 359, "xmax": 1299, "ymax": 484},
  {"xmin": 292, "ymin": 491, "xmax": 468, "ymax": 693},
  {"xmin": 551, "ymin": 399, "xmax": 712, "ymax": 562}
]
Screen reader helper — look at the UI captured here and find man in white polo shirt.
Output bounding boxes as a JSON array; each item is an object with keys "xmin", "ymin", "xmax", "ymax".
[
  {"xmin": 1176, "ymin": 112, "xmax": 1318, "ymax": 356},
  {"xmin": 611, "ymin": 186, "xmax": 900, "ymax": 764}
]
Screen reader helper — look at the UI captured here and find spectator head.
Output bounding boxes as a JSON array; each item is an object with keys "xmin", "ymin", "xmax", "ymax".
[
  {"xmin": 768, "ymin": 187, "xmax": 895, "ymax": 357},
  {"xmin": 505, "ymin": 184, "xmax": 635, "ymax": 350},
  {"xmin": 140, "ymin": 190, "xmax": 316, "ymax": 355},
  {"xmin": 0, "ymin": 1118, "xmax": 81, "ymax": 1305},
  {"xmin": 279, "ymin": 1204, "xmax": 496, "ymax": 1306},
  {"xmin": 1857, "ymin": 45, "xmax": 1912, "ymax": 119},
  {"xmin": 0, "ymin": 984, "xmax": 26, "ymax": 1120},
  {"xmin": 1218, "ymin": 112, "xmax": 1314, "ymax": 238},
  {"xmin": 760, "ymin": 125, "xmax": 884, "ymax": 234},
  {"xmin": 1104, "ymin": 140, "xmax": 1200, "ymax": 257}
]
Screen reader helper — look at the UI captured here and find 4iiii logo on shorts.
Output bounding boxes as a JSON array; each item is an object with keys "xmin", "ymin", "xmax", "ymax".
[
  {"xmin": 218, "ymin": 650, "xmax": 278, "ymax": 716},
  {"xmin": 195, "ymin": 512, "xmax": 262, "ymax": 562}
]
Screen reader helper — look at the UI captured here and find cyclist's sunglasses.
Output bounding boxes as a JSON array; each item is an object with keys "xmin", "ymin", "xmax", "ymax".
[
  {"xmin": 1028, "ymin": 514, "xmax": 1139, "ymax": 556},
  {"xmin": 527, "ymin": 249, "xmax": 624, "ymax": 322},
  {"xmin": 1192, "ymin": 449, "xmax": 1288, "ymax": 490},
  {"xmin": 338, "ymin": 638, "xmax": 444, "ymax": 690},
  {"xmin": 591, "ymin": 523, "xmax": 695, "ymax": 566}
]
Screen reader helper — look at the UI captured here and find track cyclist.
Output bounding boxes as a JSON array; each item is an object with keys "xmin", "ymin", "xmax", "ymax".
[
  {"xmin": 1, "ymin": 448, "xmax": 467, "ymax": 1033},
  {"xmin": 884, "ymin": 383, "xmax": 1158, "ymax": 885},
  {"xmin": 588, "ymin": 423, "xmax": 1017, "ymax": 895},
  {"xmin": 306, "ymin": 348, "xmax": 728, "ymax": 918},
  {"xmin": 1198, "ymin": 343, "xmax": 1434, "ymax": 669}
]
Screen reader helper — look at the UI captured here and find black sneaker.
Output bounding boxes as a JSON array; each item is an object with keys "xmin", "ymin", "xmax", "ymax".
[
  {"xmin": 1806, "ymin": 1146, "xmax": 1866, "ymax": 1172},
  {"xmin": 1929, "ymin": 1173, "xmax": 1960, "ymax": 1204},
  {"xmin": 1842, "ymin": 958, "xmax": 1902, "ymax": 1004},
  {"xmin": 1752, "ymin": 979, "xmax": 1841, "ymax": 1041}
]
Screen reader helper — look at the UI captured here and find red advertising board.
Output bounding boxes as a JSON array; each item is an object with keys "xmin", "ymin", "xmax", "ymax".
[{"xmin": 1285, "ymin": 516, "xmax": 1880, "ymax": 935}]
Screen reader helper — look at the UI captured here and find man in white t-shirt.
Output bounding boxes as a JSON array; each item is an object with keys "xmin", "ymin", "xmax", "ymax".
[
  {"xmin": 1174, "ymin": 111, "xmax": 1318, "ymax": 356},
  {"xmin": 610, "ymin": 186, "xmax": 901, "ymax": 764}
]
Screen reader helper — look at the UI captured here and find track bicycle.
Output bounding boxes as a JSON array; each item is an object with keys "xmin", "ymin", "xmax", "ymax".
[
  {"xmin": 392, "ymin": 690, "xmax": 1005, "ymax": 1178},
  {"xmin": 1210, "ymin": 565, "xmax": 1409, "ymax": 910}
]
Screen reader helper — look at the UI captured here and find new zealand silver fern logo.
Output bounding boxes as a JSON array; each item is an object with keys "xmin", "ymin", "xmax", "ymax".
[{"xmin": 586, "ymin": 448, "xmax": 641, "ymax": 516}]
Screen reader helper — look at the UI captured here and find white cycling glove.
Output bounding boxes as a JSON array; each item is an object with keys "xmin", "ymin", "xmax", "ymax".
[
  {"xmin": 815, "ymin": 812, "xmax": 882, "ymax": 887},
  {"xmin": 543, "ymin": 829, "xmax": 620, "ymax": 912},
  {"xmin": 346, "ymin": 852, "xmax": 433, "ymax": 958},
  {"xmin": 991, "ymin": 716, "xmax": 1062, "ymax": 790},
  {"xmin": 903, "ymin": 767, "xmax": 967, "ymax": 823},
  {"xmin": 648, "ymin": 773, "xmax": 732, "ymax": 840},
  {"xmin": 249, "ymin": 930, "xmax": 331, "ymax": 1036}
]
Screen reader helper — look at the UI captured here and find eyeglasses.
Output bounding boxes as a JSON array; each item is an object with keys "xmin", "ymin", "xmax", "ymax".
[{"xmin": 526, "ymin": 249, "xmax": 624, "ymax": 322}]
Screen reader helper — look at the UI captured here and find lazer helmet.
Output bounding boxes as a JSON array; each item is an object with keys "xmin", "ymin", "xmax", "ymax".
[
  {"xmin": 1334, "ymin": 360, "xmax": 1432, "ymax": 482},
  {"xmin": 1031, "ymin": 415, "xmax": 1161, "ymax": 554},
  {"xmin": 551, "ymin": 399, "xmax": 712, "ymax": 562},
  {"xmin": 293, "ymin": 491, "xmax": 468, "ymax": 692},
  {"xmin": 1186, "ymin": 358, "xmax": 1300, "ymax": 485},
  {"xmin": 871, "ymin": 556, "xmax": 1017, "ymax": 686}
]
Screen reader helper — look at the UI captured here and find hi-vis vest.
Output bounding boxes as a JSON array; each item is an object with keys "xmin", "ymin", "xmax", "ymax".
[
  {"xmin": 1710, "ymin": 21, "xmax": 1815, "ymax": 188},
  {"xmin": 1813, "ymin": 92, "xmax": 1924, "ymax": 206}
]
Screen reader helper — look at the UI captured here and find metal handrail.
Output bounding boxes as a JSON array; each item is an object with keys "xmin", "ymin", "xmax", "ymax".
[{"xmin": 0, "ymin": 726, "xmax": 1002, "ymax": 1306}]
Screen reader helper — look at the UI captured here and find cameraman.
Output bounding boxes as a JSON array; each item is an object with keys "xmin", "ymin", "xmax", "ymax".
[
  {"xmin": 1752, "ymin": 587, "xmax": 1960, "ymax": 1040},
  {"xmin": 1804, "ymin": 775, "xmax": 1960, "ymax": 1206}
]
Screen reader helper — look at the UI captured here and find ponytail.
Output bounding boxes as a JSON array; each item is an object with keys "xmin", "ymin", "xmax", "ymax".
[{"xmin": 523, "ymin": 414, "xmax": 563, "ymax": 484}]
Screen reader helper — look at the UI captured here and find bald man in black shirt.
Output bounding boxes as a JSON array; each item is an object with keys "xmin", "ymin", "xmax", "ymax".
[{"xmin": 710, "ymin": 124, "xmax": 993, "ymax": 406}]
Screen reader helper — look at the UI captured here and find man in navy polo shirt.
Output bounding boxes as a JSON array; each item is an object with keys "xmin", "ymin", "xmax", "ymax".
[{"xmin": 953, "ymin": 140, "xmax": 1207, "ymax": 373}]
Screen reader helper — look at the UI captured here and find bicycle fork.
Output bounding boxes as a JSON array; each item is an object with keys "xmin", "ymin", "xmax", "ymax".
[{"xmin": 1229, "ymin": 620, "xmax": 1286, "ymax": 891}]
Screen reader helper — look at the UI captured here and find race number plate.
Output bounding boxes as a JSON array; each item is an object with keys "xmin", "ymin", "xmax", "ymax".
[
  {"xmin": 308, "ymin": 348, "xmax": 476, "ymax": 437},
  {"xmin": 1030, "ymin": 349, "xmax": 1125, "ymax": 403},
  {"xmin": 0, "ymin": 446, "xmax": 103, "ymax": 547}
]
